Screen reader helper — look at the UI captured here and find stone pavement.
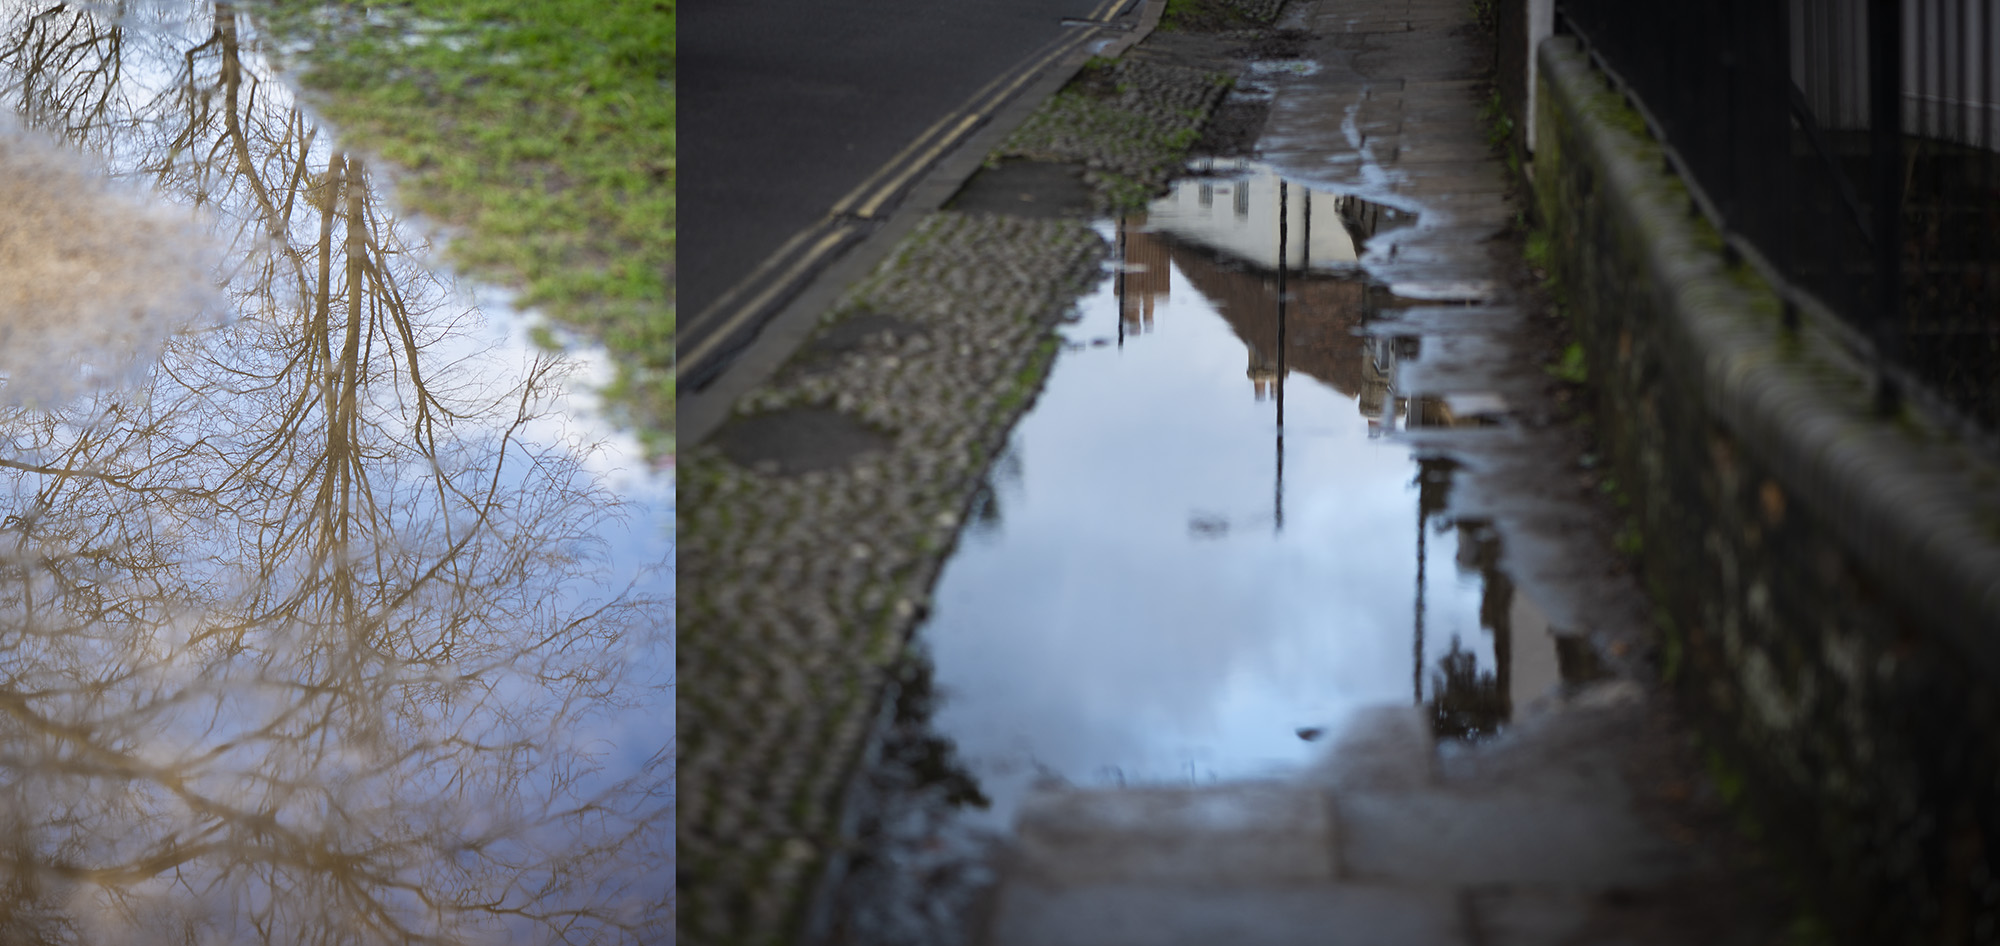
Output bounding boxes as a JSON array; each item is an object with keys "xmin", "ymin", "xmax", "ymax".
[
  {"xmin": 969, "ymin": 0, "xmax": 1796, "ymax": 942},
  {"xmin": 983, "ymin": 694, "xmax": 1785, "ymax": 945}
]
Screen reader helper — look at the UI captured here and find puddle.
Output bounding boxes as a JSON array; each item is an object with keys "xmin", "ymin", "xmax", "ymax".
[
  {"xmin": 825, "ymin": 164, "xmax": 1597, "ymax": 943},
  {"xmin": 1247, "ymin": 59, "xmax": 1321, "ymax": 78},
  {"xmin": 911, "ymin": 165, "xmax": 1560, "ymax": 828},
  {"xmin": 0, "ymin": 3, "xmax": 670, "ymax": 942},
  {"xmin": 713, "ymin": 406, "xmax": 895, "ymax": 474},
  {"xmin": 821, "ymin": 167, "xmax": 1600, "ymax": 943}
]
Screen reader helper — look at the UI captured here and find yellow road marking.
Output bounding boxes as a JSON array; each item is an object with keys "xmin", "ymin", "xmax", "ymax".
[
  {"xmin": 853, "ymin": 29, "xmax": 1094, "ymax": 218},
  {"xmin": 685, "ymin": 222, "xmax": 830, "ymax": 338},
  {"xmin": 688, "ymin": 20, "xmax": 1106, "ymax": 376},
  {"xmin": 681, "ymin": 222, "xmax": 854, "ymax": 372},
  {"xmin": 831, "ymin": 31, "xmax": 1072, "ymax": 216}
]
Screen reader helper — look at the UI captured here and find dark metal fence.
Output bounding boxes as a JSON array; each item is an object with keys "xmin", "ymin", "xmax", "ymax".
[{"xmin": 1559, "ymin": 0, "xmax": 2000, "ymax": 433}]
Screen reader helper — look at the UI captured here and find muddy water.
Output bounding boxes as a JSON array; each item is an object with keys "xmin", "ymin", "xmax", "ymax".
[
  {"xmin": 917, "ymin": 162, "xmax": 1565, "ymax": 830},
  {"xmin": 0, "ymin": 2, "xmax": 670, "ymax": 943}
]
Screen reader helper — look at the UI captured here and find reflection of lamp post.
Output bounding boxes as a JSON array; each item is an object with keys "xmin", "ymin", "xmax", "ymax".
[
  {"xmin": 1275, "ymin": 180, "xmax": 1286, "ymax": 533},
  {"xmin": 1117, "ymin": 216, "xmax": 1127, "ymax": 349},
  {"xmin": 1414, "ymin": 474, "xmax": 1426, "ymax": 703}
]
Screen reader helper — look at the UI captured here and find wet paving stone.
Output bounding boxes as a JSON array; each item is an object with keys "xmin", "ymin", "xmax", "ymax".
[
  {"xmin": 712, "ymin": 407, "xmax": 897, "ymax": 476},
  {"xmin": 946, "ymin": 160, "xmax": 1097, "ymax": 219}
]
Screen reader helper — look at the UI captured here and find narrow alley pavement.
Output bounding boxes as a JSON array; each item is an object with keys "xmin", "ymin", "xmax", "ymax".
[
  {"xmin": 678, "ymin": 0, "xmax": 1801, "ymax": 942},
  {"xmin": 969, "ymin": 0, "xmax": 1794, "ymax": 942}
]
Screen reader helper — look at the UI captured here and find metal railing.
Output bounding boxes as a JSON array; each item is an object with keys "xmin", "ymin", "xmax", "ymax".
[{"xmin": 1559, "ymin": 0, "xmax": 2000, "ymax": 434}]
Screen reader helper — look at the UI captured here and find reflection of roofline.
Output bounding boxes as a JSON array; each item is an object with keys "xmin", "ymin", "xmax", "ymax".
[
  {"xmin": 1137, "ymin": 227, "xmax": 1374, "ymax": 399},
  {"xmin": 1141, "ymin": 161, "xmax": 1421, "ymax": 274}
]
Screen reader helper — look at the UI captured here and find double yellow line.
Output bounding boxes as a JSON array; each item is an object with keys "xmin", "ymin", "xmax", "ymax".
[{"xmin": 682, "ymin": 1, "xmax": 1138, "ymax": 382}]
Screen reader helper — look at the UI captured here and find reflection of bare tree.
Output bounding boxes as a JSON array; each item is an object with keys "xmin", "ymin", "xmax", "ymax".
[
  {"xmin": 0, "ymin": 3, "xmax": 668, "ymax": 942},
  {"xmin": 1429, "ymin": 638, "xmax": 1507, "ymax": 741}
]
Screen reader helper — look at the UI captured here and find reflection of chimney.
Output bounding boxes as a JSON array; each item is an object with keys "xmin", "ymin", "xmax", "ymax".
[
  {"xmin": 1248, "ymin": 354, "xmax": 1279, "ymax": 402},
  {"xmin": 1359, "ymin": 335, "xmax": 1391, "ymax": 423},
  {"xmin": 1121, "ymin": 221, "xmax": 1173, "ymax": 335}
]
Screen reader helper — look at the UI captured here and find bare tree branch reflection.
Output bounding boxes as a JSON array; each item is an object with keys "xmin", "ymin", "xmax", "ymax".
[{"xmin": 0, "ymin": 2, "xmax": 670, "ymax": 943}]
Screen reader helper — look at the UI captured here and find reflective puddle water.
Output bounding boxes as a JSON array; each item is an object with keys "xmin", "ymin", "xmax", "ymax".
[
  {"xmin": 0, "ymin": 2, "xmax": 670, "ymax": 942},
  {"xmin": 917, "ymin": 162, "xmax": 1567, "ymax": 830}
]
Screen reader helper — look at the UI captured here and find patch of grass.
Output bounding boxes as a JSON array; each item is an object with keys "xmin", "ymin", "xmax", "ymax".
[
  {"xmin": 253, "ymin": 0, "xmax": 675, "ymax": 455},
  {"xmin": 1100, "ymin": 172, "xmax": 1157, "ymax": 213},
  {"xmin": 1158, "ymin": 0, "xmax": 1262, "ymax": 32},
  {"xmin": 1159, "ymin": 0, "xmax": 1202, "ymax": 30}
]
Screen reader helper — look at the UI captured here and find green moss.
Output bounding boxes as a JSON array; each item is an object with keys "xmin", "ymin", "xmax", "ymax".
[
  {"xmin": 1615, "ymin": 520, "xmax": 1643, "ymax": 555},
  {"xmin": 1524, "ymin": 228, "xmax": 1553, "ymax": 272},
  {"xmin": 1480, "ymin": 89, "xmax": 1515, "ymax": 151},
  {"xmin": 996, "ymin": 335, "xmax": 1061, "ymax": 413},
  {"xmin": 1657, "ymin": 605, "xmax": 1684, "ymax": 683},
  {"xmin": 1707, "ymin": 745, "xmax": 1747, "ymax": 807},
  {"xmin": 1589, "ymin": 86, "xmax": 1653, "ymax": 141},
  {"xmin": 1549, "ymin": 342, "xmax": 1590, "ymax": 384},
  {"xmin": 252, "ymin": 0, "xmax": 675, "ymax": 454}
]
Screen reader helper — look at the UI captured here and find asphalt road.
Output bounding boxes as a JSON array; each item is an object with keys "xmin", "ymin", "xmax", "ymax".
[{"xmin": 680, "ymin": 0, "xmax": 1121, "ymax": 384}]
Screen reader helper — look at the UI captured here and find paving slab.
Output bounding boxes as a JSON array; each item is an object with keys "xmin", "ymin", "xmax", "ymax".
[
  {"xmin": 1337, "ymin": 789, "xmax": 1693, "ymax": 888},
  {"xmin": 956, "ymin": 0, "xmax": 1796, "ymax": 941},
  {"xmin": 1313, "ymin": 704, "xmax": 1436, "ymax": 791},
  {"xmin": 986, "ymin": 882, "xmax": 1470, "ymax": 946},
  {"xmin": 1011, "ymin": 782, "xmax": 1338, "ymax": 885}
]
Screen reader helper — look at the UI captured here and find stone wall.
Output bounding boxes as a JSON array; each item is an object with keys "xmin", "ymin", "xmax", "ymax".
[{"xmin": 1532, "ymin": 35, "xmax": 2000, "ymax": 945}]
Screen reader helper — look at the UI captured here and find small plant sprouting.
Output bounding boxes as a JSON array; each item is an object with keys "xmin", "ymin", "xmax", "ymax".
[{"xmin": 1549, "ymin": 342, "xmax": 1589, "ymax": 384}]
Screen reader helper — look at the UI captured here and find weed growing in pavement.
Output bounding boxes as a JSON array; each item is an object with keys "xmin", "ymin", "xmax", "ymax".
[
  {"xmin": 1549, "ymin": 342, "xmax": 1589, "ymax": 384},
  {"xmin": 1468, "ymin": 0, "xmax": 1496, "ymax": 33},
  {"xmin": 1480, "ymin": 89, "xmax": 1515, "ymax": 150}
]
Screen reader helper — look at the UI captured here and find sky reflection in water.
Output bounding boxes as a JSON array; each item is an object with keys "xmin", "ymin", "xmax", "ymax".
[
  {"xmin": 921, "ymin": 169, "xmax": 1506, "ymax": 827},
  {"xmin": 0, "ymin": 1, "xmax": 670, "ymax": 942}
]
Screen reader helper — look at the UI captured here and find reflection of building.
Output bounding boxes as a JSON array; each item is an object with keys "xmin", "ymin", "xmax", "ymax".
[
  {"xmin": 1416, "ymin": 459, "xmax": 1597, "ymax": 740},
  {"xmin": 1118, "ymin": 219, "xmax": 1173, "ymax": 335},
  {"xmin": 1143, "ymin": 159, "xmax": 1413, "ymax": 273},
  {"xmin": 1128, "ymin": 161, "xmax": 1419, "ymax": 406},
  {"xmin": 1154, "ymin": 237, "xmax": 1371, "ymax": 401}
]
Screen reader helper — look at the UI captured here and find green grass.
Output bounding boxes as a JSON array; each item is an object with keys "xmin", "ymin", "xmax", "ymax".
[{"xmin": 253, "ymin": 0, "xmax": 676, "ymax": 456}]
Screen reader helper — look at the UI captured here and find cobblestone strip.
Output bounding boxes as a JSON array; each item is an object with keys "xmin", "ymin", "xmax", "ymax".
[
  {"xmin": 677, "ymin": 212, "xmax": 1106, "ymax": 945},
  {"xmin": 997, "ymin": 57, "xmax": 1234, "ymax": 209},
  {"xmin": 677, "ymin": 56, "xmax": 1239, "ymax": 946}
]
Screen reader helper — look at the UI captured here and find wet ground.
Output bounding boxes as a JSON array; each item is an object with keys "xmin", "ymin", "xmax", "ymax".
[
  {"xmin": 925, "ymin": 162, "xmax": 1567, "ymax": 825},
  {"xmin": 805, "ymin": 0, "xmax": 1806, "ymax": 937},
  {"xmin": 816, "ymin": 160, "xmax": 1617, "ymax": 945},
  {"xmin": 0, "ymin": 2, "xmax": 671, "ymax": 942}
]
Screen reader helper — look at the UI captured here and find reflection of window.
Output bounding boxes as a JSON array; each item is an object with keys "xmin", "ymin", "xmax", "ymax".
[
  {"xmin": 1234, "ymin": 180, "xmax": 1250, "ymax": 218},
  {"xmin": 1199, "ymin": 183, "xmax": 1213, "ymax": 207}
]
